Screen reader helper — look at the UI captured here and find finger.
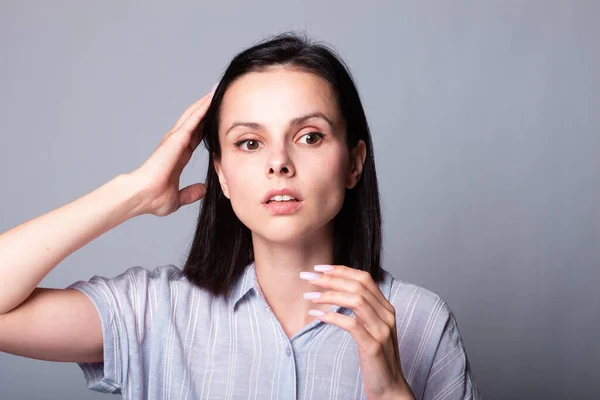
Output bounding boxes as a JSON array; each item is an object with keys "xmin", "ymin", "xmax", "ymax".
[
  {"xmin": 176, "ymin": 90, "xmax": 215, "ymax": 138},
  {"xmin": 308, "ymin": 310, "xmax": 380, "ymax": 355},
  {"xmin": 302, "ymin": 272, "xmax": 393, "ymax": 323},
  {"xmin": 315, "ymin": 265, "xmax": 395, "ymax": 314},
  {"xmin": 179, "ymin": 183, "xmax": 207, "ymax": 207},
  {"xmin": 171, "ymin": 88, "xmax": 216, "ymax": 132},
  {"xmin": 188, "ymin": 120, "xmax": 204, "ymax": 151},
  {"xmin": 309, "ymin": 291, "xmax": 390, "ymax": 340}
]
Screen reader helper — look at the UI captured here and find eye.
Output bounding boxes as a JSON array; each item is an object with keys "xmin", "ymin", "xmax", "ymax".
[
  {"xmin": 234, "ymin": 139, "xmax": 263, "ymax": 152},
  {"xmin": 298, "ymin": 132, "xmax": 324, "ymax": 145}
]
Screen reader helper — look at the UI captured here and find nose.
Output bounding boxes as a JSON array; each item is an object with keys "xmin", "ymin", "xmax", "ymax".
[{"xmin": 266, "ymin": 145, "xmax": 295, "ymax": 178}]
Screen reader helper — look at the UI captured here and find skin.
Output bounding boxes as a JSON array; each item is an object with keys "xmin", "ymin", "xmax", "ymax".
[
  {"xmin": 213, "ymin": 66, "xmax": 366, "ymax": 337},
  {"xmin": 129, "ymin": 65, "xmax": 413, "ymax": 398},
  {"xmin": 212, "ymin": 67, "xmax": 414, "ymax": 399}
]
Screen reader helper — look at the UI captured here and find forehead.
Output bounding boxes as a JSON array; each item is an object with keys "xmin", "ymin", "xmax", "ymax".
[{"xmin": 219, "ymin": 67, "xmax": 340, "ymax": 130}]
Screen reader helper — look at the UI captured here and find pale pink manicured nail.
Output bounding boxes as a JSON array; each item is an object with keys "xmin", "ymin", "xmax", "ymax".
[
  {"xmin": 308, "ymin": 309, "xmax": 325, "ymax": 317},
  {"xmin": 303, "ymin": 292, "xmax": 322, "ymax": 300},
  {"xmin": 210, "ymin": 83, "xmax": 218, "ymax": 92},
  {"xmin": 314, "ymin": 264, "xmax": 333, "ymax": 272},
  {"xmin": 300, "ymin": 272, "xmax": 320, "ymax": 281}
]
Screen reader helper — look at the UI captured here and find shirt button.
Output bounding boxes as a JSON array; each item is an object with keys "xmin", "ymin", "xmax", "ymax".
[{"xmin": 285, "ymin": 347, "xmax": 292, "ymax": 357}]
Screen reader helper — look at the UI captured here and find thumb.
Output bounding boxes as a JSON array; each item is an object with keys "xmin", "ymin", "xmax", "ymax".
[{"xmin": 179, "ymin": 183, "xmax": 207, "ymax": 207}]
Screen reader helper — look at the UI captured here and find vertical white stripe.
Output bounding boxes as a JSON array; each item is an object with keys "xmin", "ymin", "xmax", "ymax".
[
  {"xmin": 225, "ymin": 295, "xmax": 235, "ymax": 400},
  {"xmin": 151, "ymin": 278, "xmax": 158, "ymax": 311},
  {"xmin": 168, "ymin": 284, "xmax": 180, "ymax": 400},
  {"xmin": 226, "ymin": 268, "xmax": 247, "ymax": 400},
  {"xmin": 329, "ymin": 331, "xmax": 353, "ymax": 398},
  {"xmin": 226, "ymin": 268, "xmax": 248, "ymax": 399},
  {"xmin": 86, "ymin": 283, "xmax": 118, "ymax": 387},
  {"xmin": 148, "ymin": 280, "xmax": 155, "ymax": 329},
  {"xmin": 131, "ymin": 270, "xmax": 144, "ymax": 398},
  {"xmin": 200, "ymin": 296, "xmax": 217, "ymax": 400},
  {"xmin": 108, "ymin": 279, "xmax": 131, "ymax": 399},
  {"xmin": 163, "ymin": 285, "xmax": 172, "ymax": 400},
  {"xmin": 352, "ymin": 363, "xmax": 362, "ymax": 400},
  {"xmin": 246, "ymin": 296, "xmax": 257, "ymax": 400},
  {"xmin": 183, "ymin": 289, "xmax": 202, "ymax": 400},
  {"xmin": 407, "ymin": 298, "xmax": 444, "ymax": 382},
  {"xmin": 163, "ymin": 283, "xmax": 179, "ymax": 400},
  {"xmin": 127, "ymin": 271, "xmax": 142, "ymax": 345},
  {"xmin": 251, "ymin": 299, "xmax": 262, "ymax": 400},
  {"xmin": 397, "ymin": 289, "xmax": 423, "ymax": 385},
  {"xmin": 205, "ymin": 297, "xmax": 220, "ymax": 396},
  {"xmin": 269, "ymin": 313, "xmax": 282, "ymax": 400},
  {"xmin": 95, "ymin": 280, "xmax": 123, "ymax": 390},
  {"xmin": 229, "ymin": 300, "xmax": 240, "ymax": 400},
  {"xmin": 180, "ymin": 288, "xmax": 198, "ymax": 400},
  {"xmin": 306, "ymin": 323, "xmax": 336, "ymax": 400}
]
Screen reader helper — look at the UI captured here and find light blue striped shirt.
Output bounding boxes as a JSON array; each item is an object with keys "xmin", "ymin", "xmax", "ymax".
[{"xmin": 66, "ymin": 262, "xmax": 480, "ymax": 399}]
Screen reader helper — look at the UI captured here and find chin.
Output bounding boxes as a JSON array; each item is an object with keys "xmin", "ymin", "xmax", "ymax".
[
  {"xmin": 248, "ymin": 217, "xmax": 336, "ymax": 246},
  {"xmin": 252, "ymin": 223, "xmax": 310, "ymax": 244}
]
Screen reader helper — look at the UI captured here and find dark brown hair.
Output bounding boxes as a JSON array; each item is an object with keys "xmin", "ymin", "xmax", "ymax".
[{"xmin": 182, "ymin": 31, "xmax": 383, "ymax": 297}]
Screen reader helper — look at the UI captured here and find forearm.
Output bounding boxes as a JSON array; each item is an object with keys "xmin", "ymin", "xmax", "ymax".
[{"xmin": 0, "ymin": 173, "xmax": 145, "ymax": 314}]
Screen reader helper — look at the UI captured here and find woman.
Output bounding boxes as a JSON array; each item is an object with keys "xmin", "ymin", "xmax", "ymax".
[{"xmin": 0, "ymin": 32, "xmax": 480, "ymax": 399}]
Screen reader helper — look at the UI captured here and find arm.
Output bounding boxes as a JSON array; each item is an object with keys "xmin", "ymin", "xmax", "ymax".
[
  {"xmin": 0, "ymin": 87, "xmax": 213, "ymax": 367},
  {"xmin": 0, "ymin": 174, "xmax": 144, "ymax": 315},
  {"xmin": 0, "ymin": 174, "xmax": 145, "ymax": 363}
]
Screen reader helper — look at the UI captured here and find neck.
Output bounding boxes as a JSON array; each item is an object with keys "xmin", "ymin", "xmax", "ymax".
[{"xmin": 251, "ymin": 222, "xmax": 335, "ymax": 336}]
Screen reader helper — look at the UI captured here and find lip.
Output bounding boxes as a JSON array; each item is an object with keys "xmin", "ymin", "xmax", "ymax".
[
  {"xmin": 262, "ymin": 188, "xmax": 303, "ymax": 215},
  {"xmin": 261, "ymin": 188, "xmax": 302, "ymax": 204},
  {"xmin": 263, "ymin": 199, "xmax": 303, "ymax": 215}
]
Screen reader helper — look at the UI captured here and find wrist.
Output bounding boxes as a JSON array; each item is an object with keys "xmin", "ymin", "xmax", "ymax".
[{"xmin": 112, "ymin": 173, "xmax": 149, "ymax": 219}]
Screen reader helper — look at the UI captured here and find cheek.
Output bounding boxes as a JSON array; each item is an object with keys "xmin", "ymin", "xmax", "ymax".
[
  {"xmin": 310, "ymin": 150, "xmax": 349, "ymax": 210},
  {"xmin": 220, "ymin": 156, "xmax": 262, "ymax": 214},
  {"xmin": 222, "ymin": 166, "xmax": 253, "ymax": 197}
]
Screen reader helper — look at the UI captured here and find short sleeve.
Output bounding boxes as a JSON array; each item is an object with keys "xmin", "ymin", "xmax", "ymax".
[
  {"xmin": 422, "ymin": 308, "xmax": 481, "ymax": 400},
  {"xmin": 65, "ymin": 265, "xmax": 176, "ymax": 394}
]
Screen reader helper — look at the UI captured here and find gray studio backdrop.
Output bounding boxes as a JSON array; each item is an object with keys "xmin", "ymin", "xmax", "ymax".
[{"xmin": 1, "ymin": 1, "xmax": 598, "ymax": 399}]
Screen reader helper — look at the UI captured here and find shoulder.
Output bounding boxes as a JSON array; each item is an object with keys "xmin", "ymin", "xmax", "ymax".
[
  {"xmin": 379, "ymin": 268, "xmax": 459, "ymax": 359},
  {"xmin": 66, "ymin": 264, "xmax": 193, "ymax": 306},
  {"xmin": 380, "ymin": 268, "xmax": 454, "ymax": 324},
  {"xmin": 71, "ymin": 264, "xmax": 186, "ymax": 286},
  {"xmin": 379, "ymin": 269, "xmax": 480, "ymax": 397}
]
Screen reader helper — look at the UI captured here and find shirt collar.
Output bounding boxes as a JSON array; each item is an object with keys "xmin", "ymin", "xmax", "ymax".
[
  {"xmin": 229, "ymin": 261, "xmax": 259, "ymax": 312},
  {"xmin": 227, "ymin": 261, "xmax": 395, "ymax": 313}
]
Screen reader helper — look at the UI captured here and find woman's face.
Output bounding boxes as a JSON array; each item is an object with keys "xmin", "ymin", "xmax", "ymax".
[{"xmin": 214, "ymin": 67, "xmax": 365, "ymax": 244}]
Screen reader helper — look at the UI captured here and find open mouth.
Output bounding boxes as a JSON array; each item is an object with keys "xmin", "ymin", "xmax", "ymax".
[
  {"xmin": 266, "ymin": 195, "xmax": 300, "ymax": 204},
  {"xmin": 263, "ymin": 195, "xmax": 303, "ymax": 215}
]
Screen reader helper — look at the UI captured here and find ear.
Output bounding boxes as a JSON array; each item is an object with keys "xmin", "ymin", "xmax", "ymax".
[
  {"xmin": 213, "ymin": 156, "xmax": 231, "ymax": 199},
  {"xmin": 345, "ymin": 140, "xmax": 367, "ymax": 189}
]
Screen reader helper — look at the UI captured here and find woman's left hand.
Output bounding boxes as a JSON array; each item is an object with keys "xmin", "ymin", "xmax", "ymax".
[{"xmin": 300, "ymin": 264, "xmax": 416, "ymax": 400}]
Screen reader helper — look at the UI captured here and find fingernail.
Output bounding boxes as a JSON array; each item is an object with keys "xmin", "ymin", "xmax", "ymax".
[
  {"xmin": 308, "ymin": 309, "xmax": 325, "ymax": 317},
  {"xmin": 314, "ymin": 264, "xmax": 333, "ymax": 272},
  {"xmin": 300, "ymin": 272, "xmax": 320, "ymax": 281},
  {"xmin": 210, "ymin": 83, "xmax": 218, "ymax": 92},
  {"xmin": 303, "ymin": 292, "xmax": 322, "ymax": 300}
]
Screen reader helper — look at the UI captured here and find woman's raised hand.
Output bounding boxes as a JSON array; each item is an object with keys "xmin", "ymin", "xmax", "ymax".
[{"xmin": 128, "ymin": 87, "xmax": 216, "ymax": 217}]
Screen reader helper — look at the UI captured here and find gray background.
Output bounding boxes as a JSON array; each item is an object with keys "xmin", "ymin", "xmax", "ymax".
[{"xmin": 1, "ymin": 1, "xmax": 598, "ymax": 399}]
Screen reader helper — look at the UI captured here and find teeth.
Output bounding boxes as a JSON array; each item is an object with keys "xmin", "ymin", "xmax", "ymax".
[{"xmin": 269, "ymin": 194, "xmax": 296, "ymax": 202}]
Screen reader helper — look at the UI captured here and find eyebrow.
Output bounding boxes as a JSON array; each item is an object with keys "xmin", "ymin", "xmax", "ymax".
[{"xmin": 224, "ymin": 111, "xmax": 335, "ymax": 135}]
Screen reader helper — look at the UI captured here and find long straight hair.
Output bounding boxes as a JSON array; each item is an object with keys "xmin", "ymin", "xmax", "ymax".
[{"xmin": 182, "ymin": 32, "xmax": 383, "ymax": 297}]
